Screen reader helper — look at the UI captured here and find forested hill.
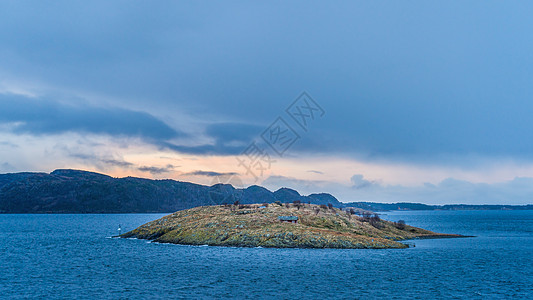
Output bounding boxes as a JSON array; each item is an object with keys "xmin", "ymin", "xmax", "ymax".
[{"xmin": 0, "ymin": 169, "xmax": 343, "ymax": 213}]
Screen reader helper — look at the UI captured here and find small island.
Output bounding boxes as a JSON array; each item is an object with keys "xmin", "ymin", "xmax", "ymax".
[{"xmin": 121, "ymin": 202, "xmax": 464, "ymax": 249}]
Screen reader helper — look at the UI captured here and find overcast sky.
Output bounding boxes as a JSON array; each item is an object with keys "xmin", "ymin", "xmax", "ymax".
[{"xmin": 1, "ymin": 1, "xmax": 533, "ymax": 204}]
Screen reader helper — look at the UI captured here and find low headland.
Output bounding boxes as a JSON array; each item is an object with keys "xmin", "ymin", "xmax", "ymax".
[{"xmin": 121, "ymin": 202, "xmax": 464, "ymax": 249}]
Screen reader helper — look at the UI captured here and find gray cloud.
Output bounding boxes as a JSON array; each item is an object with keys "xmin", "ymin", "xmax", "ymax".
[
  {"xmin": 138, "ymin": 164, "xmax": 176, "ymax": 175},
  {"xmin": 0, "ymin": 94, "xmax": 185, "ymax": 144},
  {"xmin": 184, "ymin": 170, "xmax": 239, "ymax": 177},
  {"xmin": 350, "ymin": 174, "xmax": 379, "ymax": 190},
  {"xmin": 160, "ymin": 122, "xmax": 264, "ymax": 155},
  {"xmin": 72, "ymin": 151, "xmax": 177, "ymax": 174},
  {"xmin": 206, "ymin": 122, "xmax": 263, "ymax": 147},
  {"xmin": 307, "ymin": 170, "xmax": 323, "ymax": 174},
  {"xmin": 101, "ymin": 159, "xmax": 134, "ymax": 168},
  {"xmin": 69, "ymin": 153, "xmax": 134, "ymax": 168}
]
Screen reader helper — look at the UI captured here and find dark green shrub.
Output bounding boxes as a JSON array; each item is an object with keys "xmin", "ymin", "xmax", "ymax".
[
  {"xmin": 293, "ymin": 200, "xmax": 302, "ymax": 210},
  {"xmin": 394, "ymin": 220, "xmax": 406, "ymax": 230},
  {"xmin": 369, "ymin": 214, "xmax": 383, "ymax": 229}
]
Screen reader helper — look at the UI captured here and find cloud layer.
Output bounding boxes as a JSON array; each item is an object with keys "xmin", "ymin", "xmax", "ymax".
[
  {"xmin": 1, "ymin": 2, "xmax": 533, "ymax": 163},
  {"xmin": 0, "ymin": 94, "xmax": 183, "ymax": 143},
  {"xmin": 1, "ymin": 2, "xmax": 533, "ymax": 204}
]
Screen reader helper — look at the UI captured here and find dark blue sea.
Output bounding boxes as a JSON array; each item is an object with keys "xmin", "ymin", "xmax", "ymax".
[{"xmin": 1, "ymin": 210, "xmax": 531, "ymax": 299}]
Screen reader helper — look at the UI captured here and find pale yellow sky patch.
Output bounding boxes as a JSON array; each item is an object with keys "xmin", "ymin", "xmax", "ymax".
[{"xmin": 3, "ymin": 132, "xmax": 533, "ymax": 191}]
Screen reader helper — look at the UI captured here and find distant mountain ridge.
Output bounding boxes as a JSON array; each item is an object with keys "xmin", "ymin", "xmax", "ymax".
[
  {"xmin": 345, "ymin": 201, "xmax": 533, "ymax": 212},
  {"xmin": 0, "ymin": 169, "xmax": 344, "ymax": 213},
  {"xmin": 0, "ymin": 169, "xmax": 530, "ymax": 213}
]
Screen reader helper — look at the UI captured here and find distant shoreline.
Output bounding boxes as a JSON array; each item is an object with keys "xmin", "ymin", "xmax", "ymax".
[
  {"xmin": 345, "ymin": 202, "xmax": 533, "ymax": 212},
  {"xmin": 0, "ymin": 207, "xmax": 533, "ymax": 215}
]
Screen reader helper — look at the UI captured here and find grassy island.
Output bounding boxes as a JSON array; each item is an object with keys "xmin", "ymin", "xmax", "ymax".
[{"xmin": 121, "ymin": 203, "xmax": 463, "ymax": 249}]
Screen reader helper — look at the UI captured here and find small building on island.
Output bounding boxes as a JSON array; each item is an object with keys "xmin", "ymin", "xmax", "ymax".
[{"xmin": 278, "ymin": 216, "xmax": 298, "ymax": 223}]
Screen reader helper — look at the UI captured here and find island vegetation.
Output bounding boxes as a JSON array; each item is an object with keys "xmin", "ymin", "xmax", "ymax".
[{"xmin": 121, "ymin": 201, "xmax": 463, "ymax": 249}]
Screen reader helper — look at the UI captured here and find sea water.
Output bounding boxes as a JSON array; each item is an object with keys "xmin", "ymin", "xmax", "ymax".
[{"xmin": 0, "ymin": 210, "xmax": 531, "ymax": 299}]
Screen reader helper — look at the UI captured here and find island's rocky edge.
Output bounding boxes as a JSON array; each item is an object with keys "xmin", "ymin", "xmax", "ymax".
[{"xmin": 121, "ymin": 203, "xmax": 464, "ymax": 249}]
